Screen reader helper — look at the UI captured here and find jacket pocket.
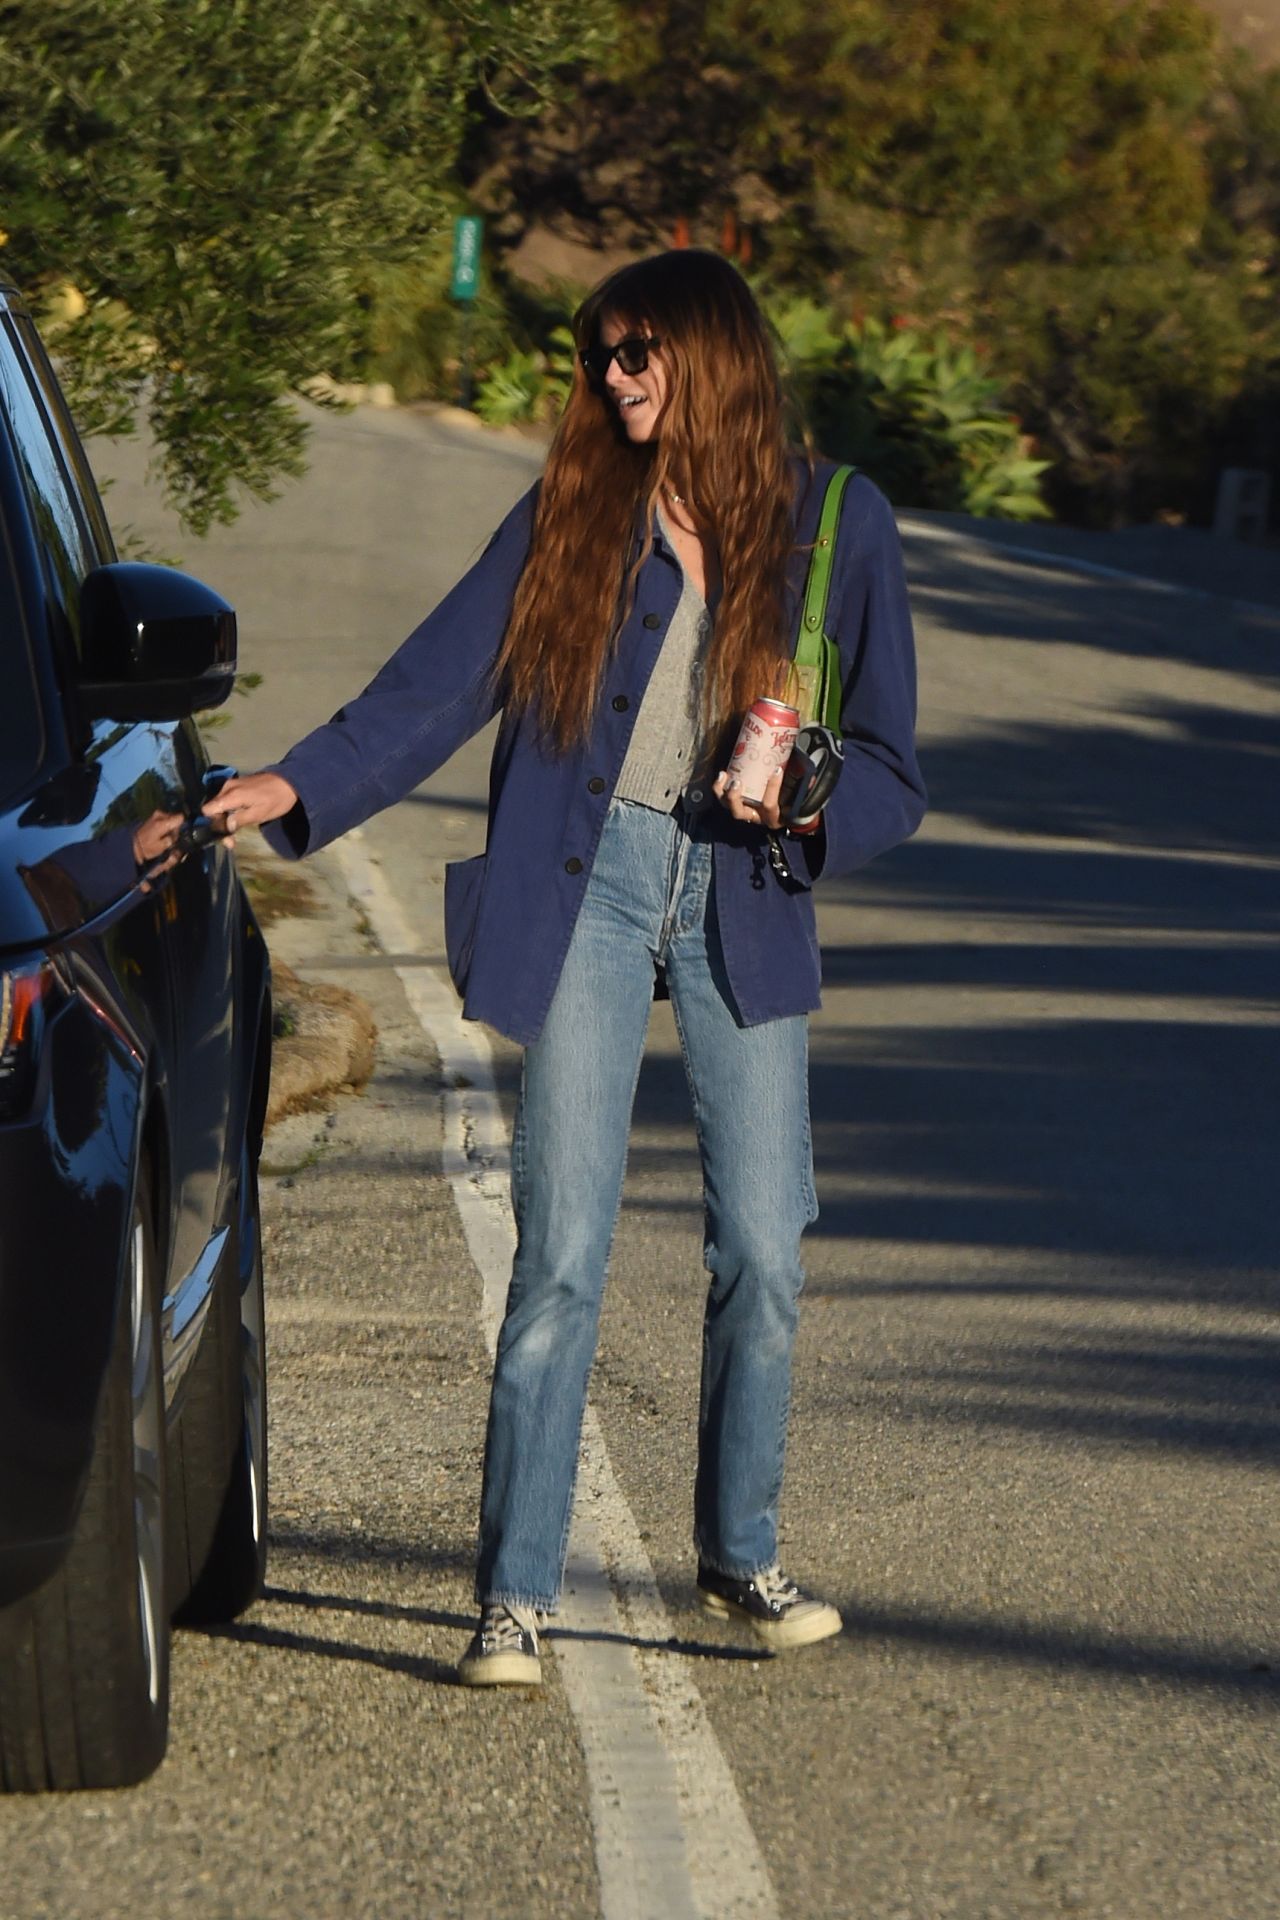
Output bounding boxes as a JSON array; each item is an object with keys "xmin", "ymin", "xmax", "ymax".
[{"xmin": 444, "ymin": 853, "xmax": 488, "ymax": 997}]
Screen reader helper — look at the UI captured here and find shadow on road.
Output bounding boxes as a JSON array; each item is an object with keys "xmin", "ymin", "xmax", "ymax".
[
  {"xmin": 196, "ymin": 1615, "xmax": 461, "ymax": 1687},
  {"xmin": 905, "ymin": 536, "xmax": 1280, "ymax": 678},
  {"xmin": 913, "ymin": 699, "xmax": 1280, "ymax": 857},
  {"xmin": 837, "ymin": 1597, "xmax": 1280, "ymax": 1704},
  {"xmin": 263, "ymin": 1581, "xmax": 474, "ymax": 1632},
  {"xmin": 194, "ymin": 1575, "xmax": 762, "ymax": 1678}
]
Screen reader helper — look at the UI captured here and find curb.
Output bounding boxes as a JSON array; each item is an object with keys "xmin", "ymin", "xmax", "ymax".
[
  {"xmin": 266, "ymin": 959, "xmax": 378, "ymax": 1130},
  {"xmin": 234, "ymin": 845, "xmax": 381, "ymax": 1133}
]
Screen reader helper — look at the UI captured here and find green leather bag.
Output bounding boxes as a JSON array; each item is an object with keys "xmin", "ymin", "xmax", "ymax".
[{"xmin": 785, "ymin": 463, "xmax": 854, "ymax": 730}]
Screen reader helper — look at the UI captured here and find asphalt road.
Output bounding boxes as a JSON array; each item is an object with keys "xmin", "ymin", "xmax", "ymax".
[{"xmin": 3, "ymin": 402, "xmax": 1278, "ymax": 1920}]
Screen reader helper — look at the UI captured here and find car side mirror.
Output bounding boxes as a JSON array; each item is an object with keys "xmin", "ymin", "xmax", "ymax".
[{"xmin": 78, "ymin": 563, "xmax": 237, "ymax": 721}]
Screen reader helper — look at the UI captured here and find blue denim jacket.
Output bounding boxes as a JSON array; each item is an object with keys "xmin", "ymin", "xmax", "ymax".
[{"xmin": 263, "ymin": 458, "xmax": 926, "ymax": 1045}]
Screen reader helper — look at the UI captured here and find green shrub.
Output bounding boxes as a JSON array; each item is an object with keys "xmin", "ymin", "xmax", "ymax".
[
  {"xmin": 474, "ymin": 347, "xmax": 546, "ymax": 424},
  {"xmin": 474, "ymin": 325, "xmax": 576, "ymax": 426},
  {"xmin": 767, "ymin": 293, "xmax": 1051, "ymax": 520}
]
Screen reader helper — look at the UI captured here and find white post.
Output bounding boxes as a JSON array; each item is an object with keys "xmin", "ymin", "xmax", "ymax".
[{"xmin": 1213, "ymin": 468, "xmax": 1271, "ymax": 542}]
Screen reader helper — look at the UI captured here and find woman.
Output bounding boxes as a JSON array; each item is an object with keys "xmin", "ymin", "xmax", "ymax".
[{"xmin": 205, "ymin": 250, "xmax": 926, "ymax": 1687}]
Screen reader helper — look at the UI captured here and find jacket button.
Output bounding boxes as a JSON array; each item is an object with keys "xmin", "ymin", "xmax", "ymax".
[
  {"xmin": 642, "ymin": 612, "xmax": 662, "ymax": 629},
  {"xmin": 587, "ymin": 776, "xmax": 605, "ymax": 795},
  {"xmin": 564, "ymin": 857, "xmax": 583, "ymax": 875},
  {"xmin": 612, "ymin": 694, "xmax": 630, "ymax": 712}
]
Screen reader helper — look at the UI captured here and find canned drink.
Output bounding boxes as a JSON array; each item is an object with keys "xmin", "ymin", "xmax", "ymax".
[{"xmin": 727, "ymin": 697, "xmax": 800, "ymax": 804}]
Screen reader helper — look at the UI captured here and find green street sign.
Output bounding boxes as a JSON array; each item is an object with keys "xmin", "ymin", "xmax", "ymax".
[{"xmin": 450, "ymin": 216, "xmax": 483, "ymax": 301}]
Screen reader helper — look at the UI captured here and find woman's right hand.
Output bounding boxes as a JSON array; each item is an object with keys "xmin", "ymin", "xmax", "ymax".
[{"xmin": 201, "ymin": 771, "xmax": 300, "ymax": 845}]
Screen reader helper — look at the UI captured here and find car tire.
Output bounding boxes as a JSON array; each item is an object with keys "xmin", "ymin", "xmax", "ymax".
[
  {"xmin": 0, "ymin": 1163, "xmax": 169, "ymax": 1791},
  {"xmin": 172, "ymin": 1143, "xmax": 267, "ymax": 1624}
]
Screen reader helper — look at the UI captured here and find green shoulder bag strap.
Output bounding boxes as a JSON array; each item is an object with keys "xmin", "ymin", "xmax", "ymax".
[{"xmin": 789, "ymin": 463, "xmax": 855, "ymax": 730}]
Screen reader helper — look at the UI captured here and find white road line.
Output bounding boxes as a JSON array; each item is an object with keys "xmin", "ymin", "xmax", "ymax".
[
  {"xmin": 899, "ymin": 514, "xmax": 1280, "ymax": 624},
  {"xmin": 336, "ymin": 831, "xmax": 780, "ymax": 1920}
]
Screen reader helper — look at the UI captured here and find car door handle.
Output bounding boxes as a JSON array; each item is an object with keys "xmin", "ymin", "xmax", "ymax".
[
  {"xmin": 175, "ymin": 814, "xmax": 233, "ymax": 856},
  {"xmin": 202, "ymin": 764, "xmax": 237, "ymax": 799},
  {"xmin": 173, "ymin": 767, "xmax": 239, "ymax": 861}
]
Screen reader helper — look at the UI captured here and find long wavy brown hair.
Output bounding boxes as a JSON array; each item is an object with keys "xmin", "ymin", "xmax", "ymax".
[{"xmin": 494, "ymin": 250, "xmax": 800, "ymax": 754}]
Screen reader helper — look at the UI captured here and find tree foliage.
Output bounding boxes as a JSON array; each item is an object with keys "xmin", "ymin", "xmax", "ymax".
[
  {"xmin": 701, "ymin": 0, "xmax": 1280, "ymax": 519},
  {"xmin": 6, "ymin": 0, "xmax": 1276, "ymax": 529},
  {"xmin": 468, "ymin": 0, "xmax": 1280, "ymax": 523},
  {"xmin": 709, "ymin": 0, "xmax": 1221, "ymax": 257},
  {"xmin": 0, "ymin": 0, "xmax": 613, "ymax": 529}
]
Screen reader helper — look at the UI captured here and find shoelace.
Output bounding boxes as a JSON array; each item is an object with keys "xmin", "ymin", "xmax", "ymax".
[
  {"xmin": 480, "ymin": 1605, "xmax": 537, "ymax": 1653},
  {"xmin": 754, "ymin": 1564, "xmax": 802, "ymax": 1610}
]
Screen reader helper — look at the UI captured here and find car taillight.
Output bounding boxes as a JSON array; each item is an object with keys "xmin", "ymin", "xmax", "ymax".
[{"xmin": 0, "ymin": 961, "xmax": 54, "ymax": 1118}]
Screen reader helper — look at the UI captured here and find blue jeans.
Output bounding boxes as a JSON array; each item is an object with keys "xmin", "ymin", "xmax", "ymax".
[{"xmin": 476, "ymin": 799, "xmax": 818, "ymax": 1610}]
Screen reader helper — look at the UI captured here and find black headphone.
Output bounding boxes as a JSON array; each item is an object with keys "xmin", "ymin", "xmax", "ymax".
[{"xmin": 779, "ymin": 725, "xmax": 844, "ymax": 831}]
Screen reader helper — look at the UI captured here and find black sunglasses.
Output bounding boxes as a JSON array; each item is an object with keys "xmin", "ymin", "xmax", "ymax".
[{"xmin": 578, "ymin": 334, "xmax": 662, "ymax": 383}]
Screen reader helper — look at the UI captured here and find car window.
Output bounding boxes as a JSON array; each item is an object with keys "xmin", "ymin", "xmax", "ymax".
[
  {"xmin": 0, "ymin": 489, "xmax": 45, "ymax": 805},
  {"xmin": 0, "ymin": 315, "xmax": 98, "ymax": 657},
  {"xmin": 0, "ymin": 317, "xmax": 53, "ymax": 805},
  {"xmin": 12, "ymin": 315, "xmax": 115, "ymax": 565}
]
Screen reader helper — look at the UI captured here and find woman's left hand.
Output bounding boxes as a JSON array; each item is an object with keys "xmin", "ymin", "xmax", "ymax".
[{"xmin": 714, "ymin": 766, "xmax": 784, "ymax": 831}]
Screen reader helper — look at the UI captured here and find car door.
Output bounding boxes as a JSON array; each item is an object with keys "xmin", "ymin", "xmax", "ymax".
[
  {"xmin": 20, "ymin": 316, "xmax": 240, "ymax": 1335},
  {"xmin": 0, "ymin": 310, "xmax": 233, "ymax": 1357}
]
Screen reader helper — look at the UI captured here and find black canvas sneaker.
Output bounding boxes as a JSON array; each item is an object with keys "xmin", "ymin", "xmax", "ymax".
[
  {"xmin": 697, "ymin": 1562, "xmax": 842, "ymax": 1651},
  {"xmin": 457, "ymin": 1603, "xmax": 542, "ymax": 1686}
]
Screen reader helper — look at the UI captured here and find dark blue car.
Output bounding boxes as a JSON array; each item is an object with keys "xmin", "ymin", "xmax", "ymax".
[{"xmin": 0, "ymin": 287, "xmax": 272, "ymax": 1789}]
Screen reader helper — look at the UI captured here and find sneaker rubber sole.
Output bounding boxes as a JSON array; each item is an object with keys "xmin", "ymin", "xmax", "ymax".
[
  {"xmin": 457, "ymin": 1647, "xmax": 542, "ymax": 1687},
  {"xmin": 699, "ymin": 1587, "xmax": 843, "ymax": 1652}
]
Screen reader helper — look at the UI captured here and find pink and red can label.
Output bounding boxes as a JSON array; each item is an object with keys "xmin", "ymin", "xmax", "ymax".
[{"xmin": 728, "ymin": 697, "xmax": 799, "ymax": 804}]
